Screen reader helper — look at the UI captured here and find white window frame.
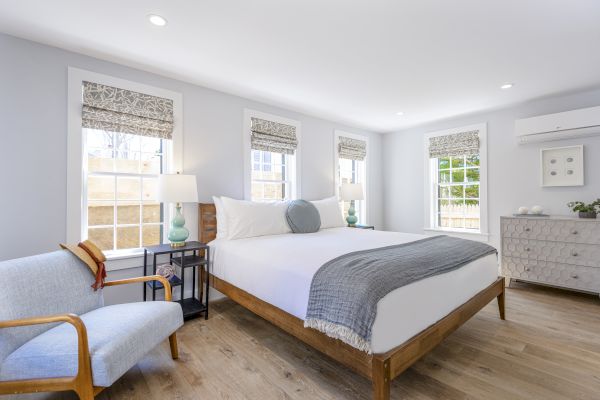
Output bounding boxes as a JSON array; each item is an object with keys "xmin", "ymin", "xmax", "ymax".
[
  {"xmin": 423, "ymin": 123, "xmax": 488, "ymax": 241},
  {"xmin": 67, "ymin": 67, "xmax": 183, "ymax": 263},
  {"xmin": 243, "ymin": 109, "xmax": 301, "ymax": 200},
  {"xmin": 334, "ymin": 130, "xmax": 369, "ymax": 224}
]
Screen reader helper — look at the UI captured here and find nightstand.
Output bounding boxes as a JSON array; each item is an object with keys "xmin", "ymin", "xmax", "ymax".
[
  {"xmin": 143, "ymin": 241, "xmax": 210, "ymax": 320},
  {"xmin": 352, "ymin": 224, "xmax": 375, "ymax": 230}
]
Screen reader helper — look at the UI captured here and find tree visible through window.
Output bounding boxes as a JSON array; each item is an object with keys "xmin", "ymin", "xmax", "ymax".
[
  {"xmin": 85, "ymin": 129, "xmax": 166, "ymax": 251},
  {"xmin": 435, "ymin": 154, "xmax": 480, "ymax": 230}
]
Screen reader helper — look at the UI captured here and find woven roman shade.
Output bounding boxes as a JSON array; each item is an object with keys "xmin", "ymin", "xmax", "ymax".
[
  {"xmin": 338, "ymin": 136, "xmax": 367, "ymax": 161},
  {"xmin": 429, "ymin": 130, "xmax": 479, "ymax": 158},
  {"xmin": 82, "ymin": 81, "xmax": 174, "ymax": 139},
  {"xmin": 250, "ymin": 117, "xmax": 298, "ymax": 155}
]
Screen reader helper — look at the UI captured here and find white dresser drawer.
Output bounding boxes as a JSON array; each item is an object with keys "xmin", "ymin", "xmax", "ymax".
[
  {"xmin": 502, "ymin": 238, "xmax": 600, "ymax": 268},
  {"xmin": 501, "ymin": 217, "xmax": 600, "ymax": 245},
  {"xmin": 502, "ymin": 256, "xmax": 600, "ymax": 293}
]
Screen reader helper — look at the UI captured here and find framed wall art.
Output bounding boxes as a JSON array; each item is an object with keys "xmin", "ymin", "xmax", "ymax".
[{"xmin": 540, "ymin": 145, "xmax": 584, "ymax": 187}]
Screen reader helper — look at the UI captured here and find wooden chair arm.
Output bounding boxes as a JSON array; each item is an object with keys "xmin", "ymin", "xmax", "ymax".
[
  {"xmin": 0, "ymin": 313, "xmax": 85, "ymax": 330},
  {"xmin": 104, "ymin": 275, "xmax": 172, "ymax": 301},
  {"xmin": 0, "ymin": 313, "xmax": 92, "ymax": 385}
]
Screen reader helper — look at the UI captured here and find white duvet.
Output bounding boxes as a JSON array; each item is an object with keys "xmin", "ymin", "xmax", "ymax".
[{"xmin": 209, "ymin": 228, "xmax": 499, "ymax": 353}]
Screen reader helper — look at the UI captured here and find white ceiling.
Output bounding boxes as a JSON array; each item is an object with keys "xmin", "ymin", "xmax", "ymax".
[{"xmin": 1, "ymin": 0, "xmax": 600, "ymax": 132}]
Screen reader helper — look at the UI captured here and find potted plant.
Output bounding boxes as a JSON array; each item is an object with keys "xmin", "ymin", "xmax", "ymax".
[{"xmin": 567, "ymin": 199, "xmax": 600, "ymax": 219}]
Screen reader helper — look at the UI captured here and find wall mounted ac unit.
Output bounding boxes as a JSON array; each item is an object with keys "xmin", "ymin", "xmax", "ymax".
[{"xmin": 515, "ymin": 105, "xmax": 600, "ymax": 144}]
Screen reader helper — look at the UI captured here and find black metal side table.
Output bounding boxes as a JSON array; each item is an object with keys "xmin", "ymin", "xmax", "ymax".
[
  {"xmin": 143, "ymin": 241, "xmax": 210, "ymax": 320},
  {"xmin": 352, "ymin": 224, "xmax": 375, "ymax": 230}
]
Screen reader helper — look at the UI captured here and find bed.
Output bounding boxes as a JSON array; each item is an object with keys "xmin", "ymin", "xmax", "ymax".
[{"xmin": 198, "ymin": 203, "xmax": 505, "ymax": 400}]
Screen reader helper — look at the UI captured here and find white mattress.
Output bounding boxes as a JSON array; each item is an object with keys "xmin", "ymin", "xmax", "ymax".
[{"xmin": 209, "ymin": 228, "xmax": 499, "ymax": 353}]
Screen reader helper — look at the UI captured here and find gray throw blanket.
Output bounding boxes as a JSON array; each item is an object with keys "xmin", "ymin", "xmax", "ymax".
[{"xmin": 304, "ymin": 235, "xmax": 497, "ymax": 353}]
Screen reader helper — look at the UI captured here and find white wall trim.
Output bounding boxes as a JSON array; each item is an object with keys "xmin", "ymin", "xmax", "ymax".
[
  {"xmin": 422, "ymin": 122, "xmax": 488, "ymax": 240},
  {"xmin": 333, "ymin": 130, "xmax": 370, "ymax": 224},
  {"xmin": 67, "ymin": 67, "xmax": 183, "ymax": 270},
  {"xmin": 242, "ymin": 109, "xmax": 301, "ymax": 200}
]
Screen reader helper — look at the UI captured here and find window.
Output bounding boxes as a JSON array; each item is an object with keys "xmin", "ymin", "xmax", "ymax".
[
  {"xmin": 244, "ymin": 109, "xmax": 300, "ymax": 201},
  {"xmin": 433, "ymin": 154, "xmax": 480, "ymax": 230},
  {"xmin": 335, "ymin": 131, "xmax": 368, "ymax": 224},
  {"xmin": 425, "ymin": 123, "xmax": 488, "ymax": 237},
  {"xmin": 250, "ymin": 149, "xmax": 293, "ymax": 201},
  {"xmin": 67, "ymin": 68, "xmax": 183, "ymax": 262},
  {"xmin": 85, "ymin": 129, "xmax": 168, "ymax": 251}
]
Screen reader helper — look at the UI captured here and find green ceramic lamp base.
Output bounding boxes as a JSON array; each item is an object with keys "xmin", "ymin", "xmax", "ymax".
[
  {"xmin": 346, "ymin": 204, "xmax": 358, "ymax": 227},
  {"xmin": 168, "ymin": 204, "xmax": 190, "ymax": 247}
]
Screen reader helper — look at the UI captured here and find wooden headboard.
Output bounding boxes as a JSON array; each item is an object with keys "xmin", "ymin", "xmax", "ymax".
[{"xmin": 198, "ymin": 203, "xmax": 217, "ymax": 243}]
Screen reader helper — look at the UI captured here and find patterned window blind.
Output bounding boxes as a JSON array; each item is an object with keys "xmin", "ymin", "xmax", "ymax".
[
  {"xmin": 250, "ymin": 117, "xmax": 298, "ymax": 155},
  {"xmin": 338, "ymin": 136, "xmax": 367, "ymax": 161},
  {"xmin": 82, "ymin": 81, "xmax": 174, "ymax": 139},
  {"xmin": 429, "ymin": 130, "xmax": 479, "ymax": 159}
]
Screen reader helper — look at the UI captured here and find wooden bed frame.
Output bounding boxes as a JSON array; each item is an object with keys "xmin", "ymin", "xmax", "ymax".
[{"xmin": 198, "ymin": 203, "xmax": 505, "ymax": 400}]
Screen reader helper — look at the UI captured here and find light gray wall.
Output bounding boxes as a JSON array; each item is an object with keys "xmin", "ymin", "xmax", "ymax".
[
  {"xmin": 383, "ymin": 88, "xmax": 600, "ymax": 249},
  {"xmin": 0, "ymin": 33, "xmax": 383, "ymax": 264}
]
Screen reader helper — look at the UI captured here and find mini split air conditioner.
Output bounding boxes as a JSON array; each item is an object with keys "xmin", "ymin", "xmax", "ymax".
[{"xmin": 515, "ymin": 105, "xmax": 600, "ymax": 144}]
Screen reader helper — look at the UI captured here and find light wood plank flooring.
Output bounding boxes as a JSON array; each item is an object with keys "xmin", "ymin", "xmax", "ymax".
[{"xmin": 7, "ymin": 282, "xmax": 600, "ymax": 400}]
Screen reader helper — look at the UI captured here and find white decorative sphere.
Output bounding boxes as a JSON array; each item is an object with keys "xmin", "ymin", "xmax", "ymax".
[
  {"xmin": 518, "ymin": 206, "xmax": 529, "ymax": 215},
  {"xmin": 531, "ymin": 205, "xmax": 544, "ymax": 215}
]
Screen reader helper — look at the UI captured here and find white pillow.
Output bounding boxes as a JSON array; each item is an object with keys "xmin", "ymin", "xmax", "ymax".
[
  {"xmin": 220, "ymin": 197, "xmax": 292, "ymax": 240},
  {"xmin": 311, "ymin": 196, "xmax": 346, "ymax": 229},
  {"xmin": 212, "ymin": 196, "xmax": 228, "ymax": 239}
]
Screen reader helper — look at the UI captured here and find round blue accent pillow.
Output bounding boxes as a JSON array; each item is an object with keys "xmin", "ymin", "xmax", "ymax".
[{"xmin": 286, "ymin": 200, "xmax": 321, "ymax": 233}]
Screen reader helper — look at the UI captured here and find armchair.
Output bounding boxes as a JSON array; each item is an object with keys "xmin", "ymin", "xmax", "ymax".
[{"xmin": 0, "ymin": 251, "xmax": 184, "ymax": 399}]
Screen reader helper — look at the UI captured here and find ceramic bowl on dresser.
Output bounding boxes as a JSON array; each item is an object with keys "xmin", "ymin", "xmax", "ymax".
[{"xmin": 501, "ymin": 215, "xmax": 600, "ymax": 296}]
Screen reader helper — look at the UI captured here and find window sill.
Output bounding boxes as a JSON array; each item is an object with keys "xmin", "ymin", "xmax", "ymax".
[
  {"xmin": 423, "ymin": 228, "xmax": 490, "ymax": 242},
  {"xmin": 105, "ymin": 249, "xmax": 145, "ymax": 261},
  {"xmin": 104, "ymin": 249, "xmax": 145, "ymax": 272}
]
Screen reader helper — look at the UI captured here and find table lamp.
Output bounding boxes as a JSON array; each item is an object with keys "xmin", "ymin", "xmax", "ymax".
[
  {"xmin": 340, "ymin": 183, "xmax": 364, "ymax": 227},
  {"xmin": 157, "ymin": 173, "xmax": 199, "ymax": 247}
]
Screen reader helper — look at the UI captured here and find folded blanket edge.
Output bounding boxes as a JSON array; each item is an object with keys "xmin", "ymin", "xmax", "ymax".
[{"xmin": 304, "ymin": 318, "xmax": 372, "ymax": 354}]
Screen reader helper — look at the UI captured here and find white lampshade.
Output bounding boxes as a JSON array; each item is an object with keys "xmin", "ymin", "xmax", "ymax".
[
  {"xmin": 157, "ymin": 174, "xmax": 199, "ymax": 203},
  {"xmin": 340, "ymin": 183, "xmax": 364, "ymax": 201}
]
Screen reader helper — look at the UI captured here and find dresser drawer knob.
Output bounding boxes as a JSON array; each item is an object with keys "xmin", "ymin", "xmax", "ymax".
[
  {"xmin": 571, "ymin": 230, "xmax": 578, "ymax": 235},
  {"xmin": 571, "ymin": 274, "xmax": 578, "ymax": 279},
  {"xmin": 524, "ymin": 228, "xmax": 531, "ymax": 232},
  {"xmin": 525, "ymin": 247, "xmax": 531, "ymax": 252},
  {"xmin": 525, "ymin": 267, "xmax": 531, "ymax": 271},
  {"xmin": 571, "ymin": 251, "xmax": 578, "ymax": 257}
]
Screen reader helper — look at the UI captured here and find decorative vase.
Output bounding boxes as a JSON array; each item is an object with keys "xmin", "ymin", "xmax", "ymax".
[{"xmin": 578, "ymin": 211, "xmax": 597, "ymax": 219}]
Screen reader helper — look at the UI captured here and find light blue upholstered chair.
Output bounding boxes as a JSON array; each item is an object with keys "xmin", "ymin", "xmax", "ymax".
[{"xmin": 0, "ymin": 251, "xmax": 184, "ymax": 399}]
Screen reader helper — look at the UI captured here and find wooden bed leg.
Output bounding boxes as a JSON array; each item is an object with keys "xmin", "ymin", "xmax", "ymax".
[
  {"xmin": 372, "ymin": 357, "xmax": 390, "ymax": 400},
  {"xmin": 169, "ymin": 333, "xmax": 179, "ymax": 359},
  {"xmin": 497, "ymin": 284, "xmax": 506, "ymax": 320}
]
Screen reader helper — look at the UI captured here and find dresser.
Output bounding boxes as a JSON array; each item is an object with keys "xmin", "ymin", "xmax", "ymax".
[{"xmin": 501, "ymin": 216, "xmax": 600, "ymax": 295}]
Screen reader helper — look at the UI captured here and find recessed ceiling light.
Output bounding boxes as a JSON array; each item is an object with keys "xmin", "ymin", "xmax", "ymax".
[
  {"xmin": 148, "ymin": 14, "xmax": 167, "ymax": 27},
  {"xmin": 396, "ymin": 111, "xmax": 405, "ymax": 116},
  {"xmin": 500, "ymin": 83, "xmax": 514, "ymax": 90}
]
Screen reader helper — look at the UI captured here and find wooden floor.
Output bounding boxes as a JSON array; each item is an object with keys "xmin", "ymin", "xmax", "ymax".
[{"xmin": 7, "ymin": 282, "xmax": 600, "ymax": 400}]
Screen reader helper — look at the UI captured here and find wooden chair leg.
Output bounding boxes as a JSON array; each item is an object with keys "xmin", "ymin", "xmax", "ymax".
[
  {"xmin": 372, "ymin": 357, "xmax": 390, "ymax": 400},
  {"xmin": 497, "ymin": 285, "xmax": 506, "ymax": 320},
  {"xmin": 75, "ymin": 387, "xmax": 95, "ymax": 400},
  {"xmin": 169, "ymin": 333, "xmax": 179, "ymax": 359},
  {"xmin": 74, "ymin": 374, "xmax": 95, "ymax": 400}
]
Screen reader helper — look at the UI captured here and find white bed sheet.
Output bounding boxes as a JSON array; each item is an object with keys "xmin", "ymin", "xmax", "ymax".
[{"xmin": 209, "ymin": 228, "xmax": 499, "ymax": 353}]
